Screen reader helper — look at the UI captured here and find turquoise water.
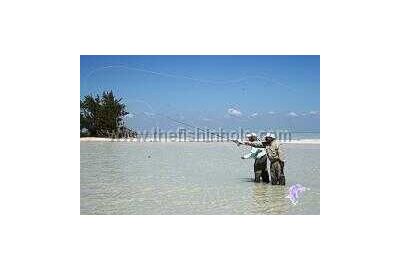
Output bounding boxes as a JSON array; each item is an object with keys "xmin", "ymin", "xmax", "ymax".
[{"xmin": 80, "ymin": 142, "xmax": 320, "ymax": 214}]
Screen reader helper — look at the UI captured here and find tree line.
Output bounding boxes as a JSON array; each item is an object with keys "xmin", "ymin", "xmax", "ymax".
[{"xmin": 80, "ymin": 91, "xmax": 136, "ymax": 138}]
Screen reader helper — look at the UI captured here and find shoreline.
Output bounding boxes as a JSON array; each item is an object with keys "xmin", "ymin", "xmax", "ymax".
[{"xmin": 80, "ymin": 137, "xmax": 320, "ymax": 144}]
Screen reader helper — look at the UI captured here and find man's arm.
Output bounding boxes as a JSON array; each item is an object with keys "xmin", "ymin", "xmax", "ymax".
[
  {"xmin": 241, "ymin": 148, "xmax": 261, "ymax": 159},
  {"xmin": 241, "ymin": 152, "xmax": 252, "ymax": 159},
  {"xmin": 277, "ymin": 143, "xmax": 285, "ymax": 162},
  {"xmin": 231, "ymin": 139, "xmax": 243, "ymax": 146},
  {"xmin": 243, "ymin": 141, "xmax": 264, "ymax": 148}
]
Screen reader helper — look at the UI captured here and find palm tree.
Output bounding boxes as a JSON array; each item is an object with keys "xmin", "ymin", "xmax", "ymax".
[{"xmin": 80, "ymin": 91, "xmax": 130, "ymax": 137}]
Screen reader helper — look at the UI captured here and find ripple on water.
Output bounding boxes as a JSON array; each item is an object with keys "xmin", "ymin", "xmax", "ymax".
[{"xmin": 81, "ymin": 142, "xmax": 319, "ymax": 214}]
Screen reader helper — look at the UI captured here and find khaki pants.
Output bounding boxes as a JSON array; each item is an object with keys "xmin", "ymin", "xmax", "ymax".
[{"xmin": 270, "ymin": 160, "xmax": 285, "ymax": 185}]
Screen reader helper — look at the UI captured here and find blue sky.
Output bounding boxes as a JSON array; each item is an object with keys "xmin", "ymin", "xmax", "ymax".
[{"xmin": 80, "ymin": 55, "xmax": 320, "ymax": 132}]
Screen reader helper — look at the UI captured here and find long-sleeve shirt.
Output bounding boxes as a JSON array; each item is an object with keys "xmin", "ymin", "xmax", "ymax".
[
  {"xmin": 266, "ymin": 140, "xmax": 285, "ymax": 162},
  {"xmin": 242, "ymin": 143, "xmax": 267, "ymax": 159}
]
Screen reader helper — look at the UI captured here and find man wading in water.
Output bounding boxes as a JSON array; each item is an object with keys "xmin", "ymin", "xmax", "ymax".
[
  {"xmin": 241, "ymin": 134, "xmax": 286, "ymax": 185},
  {"xmin": 240, "ymin": 133, "xmax": 269, "ymax": 183}
]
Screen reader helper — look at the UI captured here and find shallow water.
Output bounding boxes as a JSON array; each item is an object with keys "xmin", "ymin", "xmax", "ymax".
[{"xmin": 80, "ymin": 142, "xmax": 320, "ymax": 214}]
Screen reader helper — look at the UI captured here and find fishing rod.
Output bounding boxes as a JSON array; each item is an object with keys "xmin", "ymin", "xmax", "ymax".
[
  {"xmin": 129, "ymin": 99, "xmax": 236, "ymax": 142},
  {"xmin": 160, "ymin": 114, "xmax": 226, "ymax": 140},
  {"xmin": 145, "ymin": 113, "xmax": 243, "ymax": 146},
  {"xmin": 132, "ymin": 103, "xmax": 295, "ymax": 147},
  {"xmin": 164, "ymin": 114, "xmax": 245, "ymax": 147}
]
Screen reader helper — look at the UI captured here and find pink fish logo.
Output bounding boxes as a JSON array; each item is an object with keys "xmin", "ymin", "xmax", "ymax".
[{"xmin": 287, "ymin": 184, "xmax": 309, "ymax": 205}]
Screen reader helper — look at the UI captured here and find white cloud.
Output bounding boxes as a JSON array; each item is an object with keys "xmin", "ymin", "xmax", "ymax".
[
  {"xmin": 268, "ymin": 111, "xmax": 275, "ymax": 115},
  {"xmin": 249, "ymin": 112, "xmax": 258, "ymax": 118},
  {"xmin": 288, "ymin": 112, "xmax": 299, "ymax": 117},
  {"xmin": 126, "ymin": 113, "xmax": 134, "ymax": 118},
  {"xmin": 309, "ymin": 110, "xmax": 319, "ymax": 115},
  {"xmin": 227, "ymin": 108, "xmax": 242, "ymax": 117}
]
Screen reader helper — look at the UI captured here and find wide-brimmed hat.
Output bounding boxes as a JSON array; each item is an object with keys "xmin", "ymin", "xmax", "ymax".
[
  {"xmin": 265, "ymin": 132, "xmax": 276, "ymax": 139},
  {"xmin": 246, "ymin": 132, "xmax": 257, "ymax": 139}
]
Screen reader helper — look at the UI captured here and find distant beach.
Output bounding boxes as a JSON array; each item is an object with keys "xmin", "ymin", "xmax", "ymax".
[{"xmin": 80, "ymin": 137, "xmax": 320, "ymax": 144}]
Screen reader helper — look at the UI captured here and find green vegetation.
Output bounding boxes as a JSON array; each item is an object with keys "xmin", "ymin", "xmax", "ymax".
[{"xmin": 80, "ymin": 91, "xmax": 136, "ymax": 137}]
